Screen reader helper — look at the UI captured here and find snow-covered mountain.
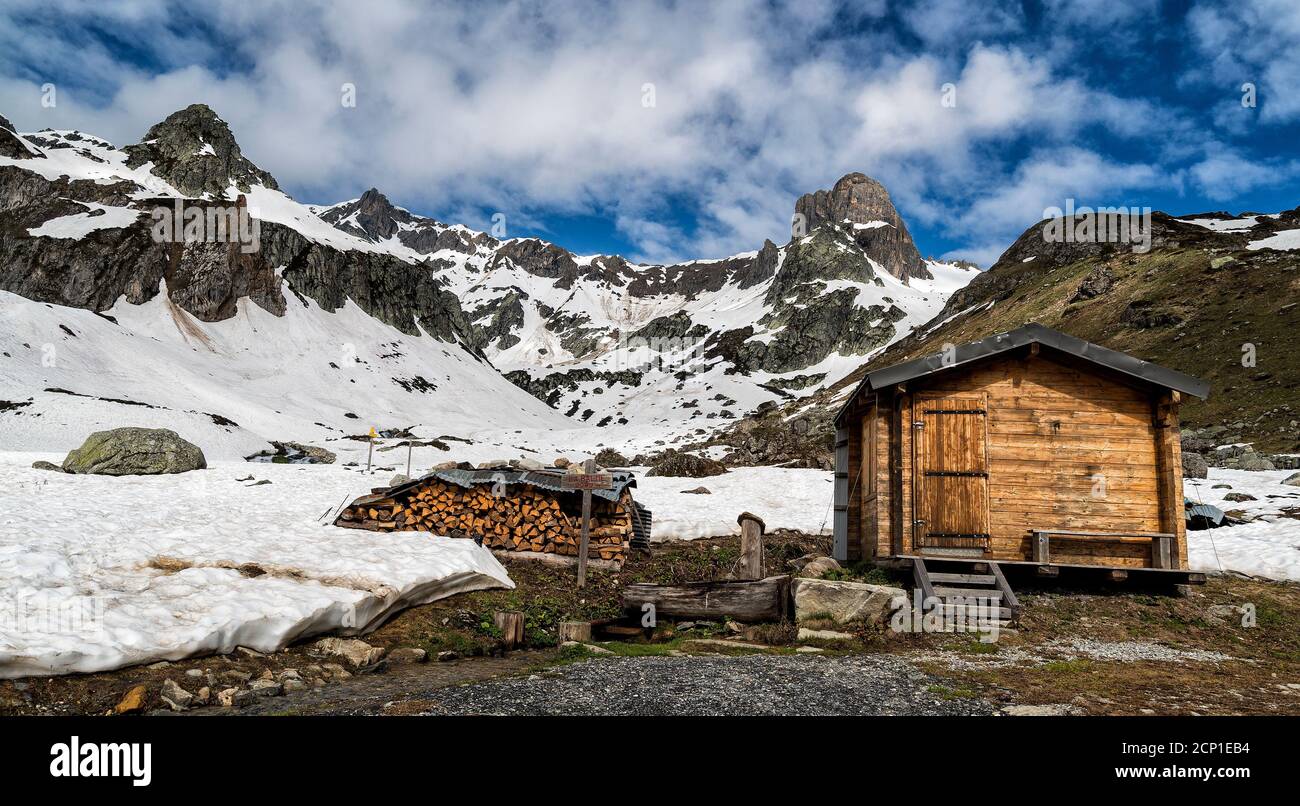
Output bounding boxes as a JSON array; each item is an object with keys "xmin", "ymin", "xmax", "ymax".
[{"xmin": 0, "ymin": 104, "xmax": 977, "ymax": 461}]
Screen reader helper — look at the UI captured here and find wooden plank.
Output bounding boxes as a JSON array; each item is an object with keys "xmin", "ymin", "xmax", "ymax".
[
  {"xmin": 620, "ymin": 576, "xmax": 791, "ymax": 622},
  {"xmin": 929, "ymin": 572, "xmax": 996, "ymax": 585}
]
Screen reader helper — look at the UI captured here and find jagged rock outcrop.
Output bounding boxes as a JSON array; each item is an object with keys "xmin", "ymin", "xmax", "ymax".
[
  {"xmin": 794, "ymin": 172, "xmax": 929, "ymax": 282},
  {"xmin": 0, "ymin": 112, "xmax": 41, "ymax": 160},
  {"xmin": 124, "ymin": 104, "xmax": 280, "ymax": 197},
  {"xmin": 318, "ymin": 187, "xmax": 497, "ymax": 255}
]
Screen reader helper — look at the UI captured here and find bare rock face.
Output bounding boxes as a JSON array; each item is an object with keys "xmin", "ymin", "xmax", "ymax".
[
  {"xmin": 0, "ymin": 112, "xmax": 41, "ymax": 160},
  {"xmin": 123, "ymin": 103, "xmax": 279, "ymax": 197},
  {"xmin": 794, "ymin": 172, "xmax": 929, "ymax": 282}
]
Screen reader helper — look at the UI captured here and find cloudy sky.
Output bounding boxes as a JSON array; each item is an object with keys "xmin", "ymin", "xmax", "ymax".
[{"xmin": 2, "ymin": 0, "xmax": 1298, "ymax": 265}]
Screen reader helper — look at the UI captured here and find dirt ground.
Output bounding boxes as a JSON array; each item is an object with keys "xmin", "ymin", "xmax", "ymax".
[{"xmin": 3, "ymin": 530, "xmax": 1298, "ymax": 716}]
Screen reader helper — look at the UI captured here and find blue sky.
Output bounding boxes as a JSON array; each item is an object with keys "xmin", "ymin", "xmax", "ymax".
[{"xmin": 2, "ymin": 0, "xmax": 1298, "ymax": 266}]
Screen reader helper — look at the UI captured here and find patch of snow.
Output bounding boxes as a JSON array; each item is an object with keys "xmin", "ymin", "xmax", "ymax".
[
  {"xmin": 1186, "ymin": 468, "xmax": 1300, "ymax": 581},
  {"xmin": 635, "ymin": 466, "xmax": 833, "ymax": 539},
  {"xmin": 1247, "ymin": 228, "xmax": 1300, "ymax": 251},
  {"xmin": 0, "ymin": 455, "xmax": 513, "ymax": 677}
]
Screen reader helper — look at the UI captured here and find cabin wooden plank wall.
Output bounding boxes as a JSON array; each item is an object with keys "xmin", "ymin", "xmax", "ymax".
[{"xmin": 845, "ymin": 350, "xmax": 1187, "ymax": 569}]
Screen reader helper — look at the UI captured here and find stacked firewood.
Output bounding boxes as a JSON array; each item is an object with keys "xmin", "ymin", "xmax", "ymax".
[{"xmin": 335, "ymin": 477, "xmax": 631, "ymax": 562}]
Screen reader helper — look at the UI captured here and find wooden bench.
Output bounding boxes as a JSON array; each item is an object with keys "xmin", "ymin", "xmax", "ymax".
[{"xmin": 1030, "ymin": 529, "xmax": 1175, "ymax": 569}]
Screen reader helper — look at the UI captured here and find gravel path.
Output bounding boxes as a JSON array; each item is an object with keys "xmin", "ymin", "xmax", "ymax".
[{"xmin": 405, "ymin": 653, "xmax": 997, "ymax": 716}]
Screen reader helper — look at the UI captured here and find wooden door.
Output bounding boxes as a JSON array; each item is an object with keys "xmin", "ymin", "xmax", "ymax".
[{"xmin": 913, "ymin": 393, "xmax": 991, "ymax": 552}]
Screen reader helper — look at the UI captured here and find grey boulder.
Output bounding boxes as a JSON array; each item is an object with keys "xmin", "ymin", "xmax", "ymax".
[
  {"xmin": 792, "ymin": 577, "xmax": 905, "ymax": 625},
  {"xmin": 62, "ymin": 428, "xmax": 207, "ymax": 475}
]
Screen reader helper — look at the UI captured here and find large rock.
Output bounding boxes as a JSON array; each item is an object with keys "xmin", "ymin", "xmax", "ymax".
[
  {"xmin": 1283, "ymin": 472, "xmax": 1300, "ymax": 487},
  {"xmin": 1182, "ymin": 452, "xmax": 1208, "ymax": 480},
  {"xmin": 645, "ymin": 450, "xmax": 727, "ymax": 478},
  {"xmin": 62, "ymin": 428, "xmax": 207, "ymax": 475},
  {"xmin": 792, "ymin": 577, "xmax": 905, "ymax": 625}
]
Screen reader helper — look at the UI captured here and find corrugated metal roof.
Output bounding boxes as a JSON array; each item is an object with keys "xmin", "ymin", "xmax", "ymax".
[
  {"xmin": 835, "ymin": 323, "xmax": 1210, "ymax": 426},
  {"xmin": 388, "ymin": 467, "xmax": 638, "ymax": 503}
]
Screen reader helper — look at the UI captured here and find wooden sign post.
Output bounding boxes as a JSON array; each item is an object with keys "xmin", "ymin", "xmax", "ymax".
[
  {"xmin": 563, "ymin": 458, "xmax": 613, "ymax": 588},
  {"xmin": 366, "ymin": 427, "xmax": 376, "ymax": 474}
]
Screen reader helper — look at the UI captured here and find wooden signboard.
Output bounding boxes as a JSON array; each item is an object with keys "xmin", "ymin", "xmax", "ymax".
[{"xmin": 562, "ymin": 473, "xmax": 613, "ymax": 490}]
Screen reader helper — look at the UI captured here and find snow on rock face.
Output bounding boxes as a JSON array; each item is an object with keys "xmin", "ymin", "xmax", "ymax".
[
  {"xmin": 26, "ymin": 202, "xmax": 142, "ymax": 239},
  {"xmin": 0, "ymin": 455, "xmax": 513, "ymax": 678}
]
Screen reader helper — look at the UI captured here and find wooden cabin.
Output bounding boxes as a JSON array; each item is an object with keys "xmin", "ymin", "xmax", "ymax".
[{"xmin": 832, "ymin": 324, "xmax": 1210, "ymax": 587}]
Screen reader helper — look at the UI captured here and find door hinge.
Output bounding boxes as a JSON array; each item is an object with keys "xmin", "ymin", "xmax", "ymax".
[{"xmin": 913, "ymin": 421, "xmax": 925, "ymax": 429}]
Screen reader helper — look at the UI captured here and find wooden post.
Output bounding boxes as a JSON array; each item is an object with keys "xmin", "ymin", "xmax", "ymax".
[
  {"xmin": 557, "ymin": 621, "xmax": 592, "ymax": 643},
  {"xmin": 406, "ymin": 441, "xmax": 413, "ymax": 478},
  {"xmin": 1032, "ymin": 530, "xmax": 1050, "ymax": 564},
  {"xmin": 366, "ymin": 427, "xmax": 375, "ymax": 474},
  {"xmin": 576, "ymin": 458, "xmax": 595, "ymax": 588},
  {"xmin": 737, "ymin": 512, "xmax": 765, "ymax": 580},
  {"xmin": 493, "ymin": 611, "xmax": 525, "ymax": 649}
]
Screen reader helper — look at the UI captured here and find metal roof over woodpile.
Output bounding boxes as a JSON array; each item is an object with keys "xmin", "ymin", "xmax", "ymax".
[
  {"xmin": 416, "ymin": 467, "xmax": 638, "ymax": 503},
  {"xmin": 834, "ymin": 322, "xmax": 1210, "ymax": 426}
]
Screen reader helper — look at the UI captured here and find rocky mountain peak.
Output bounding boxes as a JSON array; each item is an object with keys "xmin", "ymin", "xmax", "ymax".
[
  {"xmin": 0, "ymin": 113, "xmax": 13, "ymax": 133},
  {"xmin": 123, "ymin": 103, "xmax": 279, "ymax": 197},
  {"xmin": 794, "ymin": 172, "xmax": 929, "ymax": 282}
]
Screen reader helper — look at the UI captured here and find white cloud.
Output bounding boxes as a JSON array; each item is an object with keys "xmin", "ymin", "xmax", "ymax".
[{"xmin": 0, "ymin": 0, "xmax": 1198, "ymax": 264}]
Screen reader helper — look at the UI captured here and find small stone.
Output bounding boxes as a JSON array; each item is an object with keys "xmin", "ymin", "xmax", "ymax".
[
  {"xmin": 311, "ymin": 678, "xmax": 327, "ymax": 688},
  {"xmin": 676, "ymin": 621, "xmax": 696, "ymax": 631},
  {"xmin": 31, "ymin": 460, "xmax": 64, "ymax": 472},
  {"xmin": 147, "ymin": 661, "xmax": 171, "ymax": 670},
  {"xmin": 1223, "ymin": 492, "xmax": 1257, "ymax": 502},
  {"xmin": 216, "ymin": 688, "xmax": 239, "ymax": 707},
  {"xmin": 322, "ymin": 662, "xmax": 352, "ymax": 679},
  {"xmin": 313, "ymin": 637, "xmax": 386, "ymax": 668},
  {"xmin": 184, "ymin": 669, "xmax": 204, "ymax": 679},
  {"xmin": 278, "ymin": 668, "xmax": 301, "ymax": 680},
  {"xmin": 248, "ymin": 679, "xmax": 283, "ymax": 697},
  {"xmin": 797, "ymin": 627, "xmax": 856, "ymax": 642},
  {"xmin": 160, "ymin": 679, "xmax": 193, "ymax": 710},
  {"xmin": 796, "ymin": 556, "xmax": 842, "ymax": 580},
  {"xmin": 387, "ymin": 647, "xmax": 428, "ymax": 664},
  {"xmin": 112, "ymin": 685, "xmax": 149, "ymax": 715},
  {"xmin": 283, "ymin": 678, "xmax": 308, "ymax": 693},
  {"xmin": 436, "ymin": 651, "xmax": 459, "ymax": 662},
  {"xmin": 233, "ymin": 689, "xmax": 259, "ymax": 708},
  {"xmin": 236, "ymin": 646, "xmax": 266, "ymax": 659},
  {"xmin": 219, "ymin": 670, "xmax": 252, "ymax": 684},
  {"xmin": 681, "ymin": 486, "xmax": 712, "ymax": 495},
  {"xmin": 194, "ymin": 687, "xmax": 211, "ymax": 706},
  {"xmin": 553, "ymin": 457, "xmax": 571, "ymax": 468}
]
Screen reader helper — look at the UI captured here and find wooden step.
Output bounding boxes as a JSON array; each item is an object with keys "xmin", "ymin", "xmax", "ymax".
[
  {"xmin": 930, "ymin": 602, "xmax": 1016, "ymax": 620},
  {"xmin": 934, "ymin": 586, "xmax": 1004, "ymax": 602},
  {"xmin": 929, "ymin": 572, "xmax": 996, "ymax": 585}
]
